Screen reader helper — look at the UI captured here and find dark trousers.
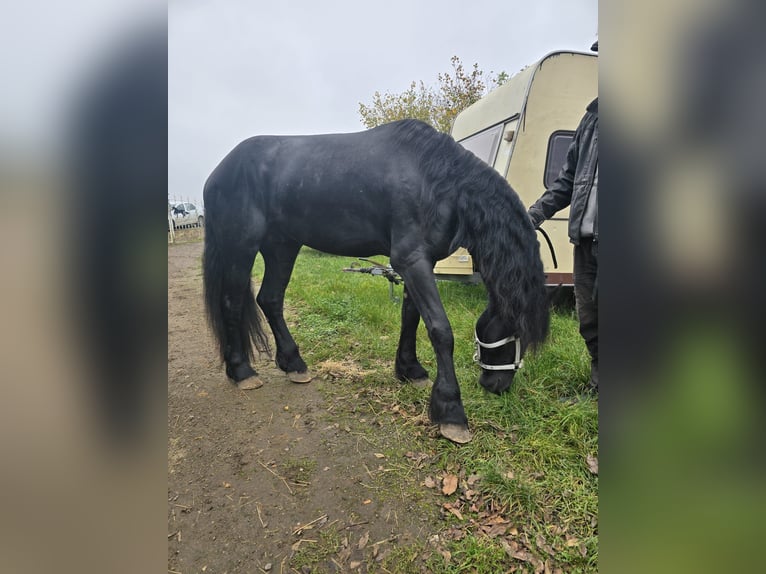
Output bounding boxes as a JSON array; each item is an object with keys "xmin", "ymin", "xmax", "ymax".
[{"xmin": 574, "ymin": 239, "xmax": 598, "ymax": 388}]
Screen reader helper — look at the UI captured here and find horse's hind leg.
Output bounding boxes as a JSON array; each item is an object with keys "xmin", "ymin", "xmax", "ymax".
[
  {"xmin": 395, "ymin": 285, "xmax": 430, "ymax": 387},
  {"xmin": 222, "ymin": 245, "xmax": 265, "ymax": 388},
  {"xmin": 256, "ymin": 238, "xmax": 312, "ymax": 383}
]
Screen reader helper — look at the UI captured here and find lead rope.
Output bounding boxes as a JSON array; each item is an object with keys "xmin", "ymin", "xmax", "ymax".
[{"xmin": 537, "ymin": 227, "xmax": 558, "ymax": 269}]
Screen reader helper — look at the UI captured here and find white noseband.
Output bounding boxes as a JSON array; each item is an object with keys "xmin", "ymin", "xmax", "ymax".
[{"xmin": 473, "ymin": 331, "xmax": 524, "ymax": 371}]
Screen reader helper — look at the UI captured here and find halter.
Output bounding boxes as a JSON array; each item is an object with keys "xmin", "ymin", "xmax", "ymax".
[{"xmin": 473, "ymin": 330, "xmax": 524, "ymax": 371}]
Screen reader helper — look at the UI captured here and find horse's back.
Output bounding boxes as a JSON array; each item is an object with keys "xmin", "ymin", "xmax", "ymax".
[
  {"xmin": 205, "ymin": 127, "xmax": 409, "ymax": 256},
  {"xmin": 203, "ymin": 121, "xmax": 463, "ymax": 259}
]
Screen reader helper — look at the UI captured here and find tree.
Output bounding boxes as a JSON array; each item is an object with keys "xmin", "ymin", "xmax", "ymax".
[{"xmin": 359, "ymin": 56, "xmax": 508, "ymax": 133}]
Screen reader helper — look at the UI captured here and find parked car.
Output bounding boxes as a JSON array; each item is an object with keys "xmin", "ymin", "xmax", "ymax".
[{"xmin": 171, "ymin": 202, "xmax": 204, "ymax": 228}]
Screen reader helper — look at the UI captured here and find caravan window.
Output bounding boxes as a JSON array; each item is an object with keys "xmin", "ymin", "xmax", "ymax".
[
  {"xmin": 458, "ymin": 124, "xmax": 503, "ymax": 166},
  {"xmin": 544, "ymin": 130, "xmax": 575, "ymax": 188}
]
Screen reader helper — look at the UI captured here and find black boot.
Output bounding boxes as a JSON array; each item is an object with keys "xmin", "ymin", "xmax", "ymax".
[{"xmin": 589, "ymin": 360, "xmax": 599, "ymax": 394}]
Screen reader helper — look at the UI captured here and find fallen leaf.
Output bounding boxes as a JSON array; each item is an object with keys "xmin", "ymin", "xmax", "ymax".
[
  {"xmin": 443, "ymin": 503, "xmax": 464, "ymax": 520},
  {"xmin": 442, "ymin": 474, "xmax": 458, "ymax": 495},
  {"xmin": 482, "ymin": 523, "xmax": 507, "ymax": 538},
  {"xmin": 404, "ymin": 451, "xmax": 429, "ymax": 467},
  {"xmin": 350, "ymin": 560, "xmax": 362, "ymax": 569},
  {"xmin": 536, "ymin": 534, "xmax": 556, "ymax": 556},
  {"xmin": 222, "ymin": 482, "xmax": 231, "ymax": 488},
  {"xmin": 338, "ymin": 547, "xmax": 351, "ymax": 562},
  {"xmin": 373, "ymin": 453, "xmax": 385, "ymax": 459},
  {"xmin": 486, "ymin": 516, "xmax": 509, "ymax": 525},
  {"xmin": 358, "ymin": 531, "xmax": 369, "ymax": 550},
  {"xmin": 423, "ymin": 476, "xmax": 437, "ymax": 489},
  {"xmin": 565, "ymin": 536, "xmax": 580, "ymax": 547},
  {"xmin": 467, "ymin": 473, "xmax": 482, "ymax": 486},
  {"xmin": 586, "ymin": 454, "xmax": 598, "ymax": 475},
  {"xmin": 512, "ymin": 549, "xmax": 534, "ymax": 563},
  {"xmin": 504, "ymin": 470, "xmax": 515, "ymax": 480},
  {"xmin": 509, "ymin": 527, "xmax": 519, "ymax": 536},
  {"xmin": 362, "ymin": 499, "xmax": 372, "ymax": 505},
  {"xmin": 499, "ymin": 538, "xmax": 516, "ymax": 557}
]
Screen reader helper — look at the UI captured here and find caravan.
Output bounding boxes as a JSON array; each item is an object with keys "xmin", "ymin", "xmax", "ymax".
[{"xmin": 435, "ymin": 50, "xmax": 598, "ymax": 287}]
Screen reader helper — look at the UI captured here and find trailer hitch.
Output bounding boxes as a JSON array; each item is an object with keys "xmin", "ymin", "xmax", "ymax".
[{"xmin": 342, "ymin": 258, "xmax": 402, "ymax": 302}]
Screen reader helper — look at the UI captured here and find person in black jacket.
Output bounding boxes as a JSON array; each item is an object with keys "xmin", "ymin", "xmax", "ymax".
[{"xmin": 528, "ymin": 43, "xmax": 599, "ymax": 390}]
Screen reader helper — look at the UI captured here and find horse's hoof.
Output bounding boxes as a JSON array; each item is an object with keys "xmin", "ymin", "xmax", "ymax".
[
  {"xmin": 411, "ymin": 378, "xmax": 432, "ymax": 389},
  {"xmin": 439, "ymin": 424, "xmax": 472, "ymax": 444},
  {"xmin": 236, "ymin": 377, "xmax": 264, "ymax": 390},
  {"xmin": 288, "ymin": 371, "xmax": 313, "ymax": 384}
]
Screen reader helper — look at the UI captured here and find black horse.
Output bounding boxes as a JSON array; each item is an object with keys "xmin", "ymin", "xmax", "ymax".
[{"xmin": 203, "ymin": 119, "xmax": 549, "ymax": 443}]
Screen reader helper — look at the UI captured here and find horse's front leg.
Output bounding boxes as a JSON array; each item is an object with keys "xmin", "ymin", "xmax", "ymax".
[
  {"xmin": 395, "ymin": 285, "xmax": 430, "ymax": 387},
  {"xmin": 391, "ymin": 256, "xmax": 471, "ymax": 444}
]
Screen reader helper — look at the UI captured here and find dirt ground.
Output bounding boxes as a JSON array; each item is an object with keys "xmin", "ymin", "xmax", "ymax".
[{"xmin": 168, "ymin": 239, "xmax": 441, "ymax": 574}]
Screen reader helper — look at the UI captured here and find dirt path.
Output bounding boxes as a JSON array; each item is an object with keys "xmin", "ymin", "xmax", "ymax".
[{"xmin": 168, "ymin": 240, "xmax": 439, "ymax": 574}]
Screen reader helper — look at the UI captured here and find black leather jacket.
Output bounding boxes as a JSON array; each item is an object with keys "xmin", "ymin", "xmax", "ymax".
[{"xmin": 528, "ymin": 98, "xmax": 598, "ymax": 245}]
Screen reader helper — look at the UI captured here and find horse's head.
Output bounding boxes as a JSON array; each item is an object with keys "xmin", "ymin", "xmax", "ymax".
[{"xmin": 474, "ymin": 308, "xmax": 527, "ymax": 394}]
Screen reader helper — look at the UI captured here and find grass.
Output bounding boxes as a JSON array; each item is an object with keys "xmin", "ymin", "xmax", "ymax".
[
  {"xmin": 253, "ymin": 247, "xmax": 598, "ymax": 572},
  {"xmin": 282, "ymin": 456, "xmax": 318, "ymax": 485},
  {"xmin": 291, "ymin": 525, "xmax": 343, "ymax": 572}
]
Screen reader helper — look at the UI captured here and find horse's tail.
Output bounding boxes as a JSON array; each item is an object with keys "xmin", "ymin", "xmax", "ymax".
[{"xmin": 202, "ymin": 165, "xmax": 271, "ymax": 365}]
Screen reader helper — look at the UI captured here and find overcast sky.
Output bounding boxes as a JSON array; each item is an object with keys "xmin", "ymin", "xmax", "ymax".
[{"xmin": 169, "ymin": 0, "xmax": 598, "ymax": 206}]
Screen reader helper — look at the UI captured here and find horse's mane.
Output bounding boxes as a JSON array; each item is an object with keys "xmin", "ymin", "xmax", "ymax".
[{"xmin": 388, "ymin": 119, "xmax": 549, "ymax": 347}]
